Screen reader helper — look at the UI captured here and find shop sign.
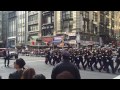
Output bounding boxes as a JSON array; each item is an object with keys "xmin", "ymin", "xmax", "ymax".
[
  {"xmin": 69, "ymin": 40, "xmax": 77, "ymax": 44},
  {"xmin": 42, "ymin": 37, "xmax": 53, "ymax": 44},
  {"xmin": 54, "ymin": 36, "xmax": 63, "ymax": 41}
]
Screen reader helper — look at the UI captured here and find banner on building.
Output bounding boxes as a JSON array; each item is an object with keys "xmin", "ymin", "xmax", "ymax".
[
  {"xmin": 42, "ymin": 37, "xmax": 53, "ymax": 45},
  {"xmin": 54, "ymin": 36, "xmax": 63, "ymax": 41}
]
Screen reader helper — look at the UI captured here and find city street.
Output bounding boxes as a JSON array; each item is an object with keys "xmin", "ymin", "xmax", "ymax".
[{"xmin": 0, "ymin": 55, "xmax": 119, "ymax": 79}]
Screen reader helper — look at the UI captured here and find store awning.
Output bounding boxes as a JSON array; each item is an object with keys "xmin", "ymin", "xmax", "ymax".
[{"xmin": 31, "ymin": 36, "xmax": 39, "ymax": 40}]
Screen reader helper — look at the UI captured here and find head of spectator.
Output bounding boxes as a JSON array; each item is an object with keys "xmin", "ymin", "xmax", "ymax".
[
  {"xmin": 33, "ymin": 74, "xmax": 46, "ymax": 79},
  {"xmin": 56, "ymin": 71, "xmax": 75, "ymax": 79},
  {"xmin": 9, "ymin": 58, "xmax": 26, "ymax": 79},
  {"xmin": 21, "ymin": 68, "xmax": 36, "ymax": 79},
  {"xmin": 14, "ymin": 58, "xmax": 26, "ymax": 70},
  {"xmin": 62, "ymin": 51, "xmax": 70, "ymax": 62}
]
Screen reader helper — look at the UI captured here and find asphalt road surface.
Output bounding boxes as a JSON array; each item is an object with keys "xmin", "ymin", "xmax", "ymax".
[{"xmin": 0, "ymin": 55, "xmax": 119, "ymax": 79}]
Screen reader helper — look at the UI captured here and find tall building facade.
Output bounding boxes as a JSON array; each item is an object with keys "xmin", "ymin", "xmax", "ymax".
[
  {"xmin": 114, "ymin": 11, "xmax": 120, "ymax": 46},
  {"xmin": 54, "ymin": 11, "xmax": 100, "ymax": 48},
  {"xmin": 0, "ymin": 11, "xmax": 3, "ymax": 47},
  {"xmin": 7, "ymin": 11, "xmax": 17, "ymax": 48},
  {"xmin": 1, "ymin": 11, "xmax": 120, "ymax": 48},
  {"xmin": 99, "ymin": 11, "xmax": 116, "ymax": 45},
  {"xmin": 16, "ymin": 11, "xmax": 26, "ymax": 46},
  {"xmin": 27, "ymin": 11, "xmax": 41, "ymax": 46},
  {"xmin": 55, "ymin": 11, "xmax": 77, "ymax": 47},
  {"xmin": 2, "ymin": 11, "xmax": 9, "ymax": 48},
  {"xmin": 41, "ymin": 11, "xmax": 54, "ymax": 45},
  {"xmin": 7, "ymin": 11, "xmax": 27, "ymax": 48}
]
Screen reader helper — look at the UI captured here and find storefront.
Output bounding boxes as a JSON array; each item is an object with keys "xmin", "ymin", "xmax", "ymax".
[
  {"xmin": 42, "ymin": 37, "xmax": 53, "ymax": 45},
  {"xmin": 30, "ymin": 35, "xmax": 39, "ymax": 46},
  {"xmin": 52, "ymin": 36, "xmax": 63, "ymax": 47},
  {"xmin": 69, "ymin": 40, "xmax": 77, "ymax": 48}
]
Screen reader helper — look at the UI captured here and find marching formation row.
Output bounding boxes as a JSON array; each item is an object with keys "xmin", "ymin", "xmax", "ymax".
[{"xmin": 45, "ymin": 48, "xmax": 120, "ymax": 74}]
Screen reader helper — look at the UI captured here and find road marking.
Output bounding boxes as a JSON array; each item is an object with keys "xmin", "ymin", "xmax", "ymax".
[{"xmin": 113, "ymin": 75, "xmax": 120, "ymax": 79}]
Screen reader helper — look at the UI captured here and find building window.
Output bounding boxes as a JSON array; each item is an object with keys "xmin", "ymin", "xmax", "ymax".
[
  {"xmin": 63, "ymin": 21, "xmax": 69, "ymax": 29},
  {"xmin": 28, "ymin": 14, "xmax": 38, "ymax": 22},
  {"xmin": 47, "ymin": 16, "xmax": 51, "ymax": 24},
  {"xmin": 111, "ymin": 11, "xmax": 114, "ymax": 18},
  {"xmin": 34, "ymin": 14, "xmax": 38, "ymax": 21},
  {"xmin": 42, "ymin": 15, "xmax": 51, "ymax": 24},
  {"xmin": 106, "ymin": 17, "xmax": 109, "ymax": 26},
  {"xmin": 62, "ymin": 11, "xmax": 72, "ymax": 20},
  {"xmin": 52, "ymin": 15, "xmax": 54, "ymax": 23},
  {"xmin": 80, "ymin": 11, "xmax": 83, "ymax": 15},
  {"xmin": 85, "ymin": 11, "xmax": 89, "ymax": 18},
  {"xmin": 93, "ymin": 12, "xmax": 98, "ymax": 22},
  {"xmin": 61, "ymin": 11, "xmax": 73, "ymax": 32},
  {"xmin": 95, "ymin": 26, "xmax": 98, "ymax": 34}
]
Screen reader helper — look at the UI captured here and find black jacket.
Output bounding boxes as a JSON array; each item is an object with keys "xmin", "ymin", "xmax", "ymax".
[
  {"xmin": 51, "ymin": 61, "xmax": 81, "ymax": 79},
  {"xmin": 3, "ymin": 50, "xmax": 9, "ymax": 58},
  {"xmin": 9, "ymin": 70, "xmax": 23, "ymax": 79}
]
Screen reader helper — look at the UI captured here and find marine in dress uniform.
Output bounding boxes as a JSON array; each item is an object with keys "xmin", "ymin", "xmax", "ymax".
[{"xmin": 74, "ymin": 52, "xmax": 80, "ymax": 69}]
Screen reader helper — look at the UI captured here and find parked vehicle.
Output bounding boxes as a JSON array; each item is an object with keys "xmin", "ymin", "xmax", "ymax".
[
  {"xmin": 0, "ymin": 48, "xmax": 6, "ymax": 57},
  {"xmin": 9, "ymin": 49, "xmax": 18, "ymax": 59}
]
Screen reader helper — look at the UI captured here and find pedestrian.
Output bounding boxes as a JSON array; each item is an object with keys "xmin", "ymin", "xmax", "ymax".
[
  {"xmin": 74, "ymin": 51, "xmax": 80, "ymax": 69},
  {"xmin": 97, "ymin": 53, "xmax": 103, "ymax": 72},
  {"xmin": 33, "ymin": 74, "xmax": 46, "ymax": 79},
  {"xmin": 21, "ymin": 68, "xmax": 36, "ymax": 79},
  {"xmin": 45, "ymin": 50, "xmax": 49, "ymax": 64},
  {"xmin": 52, "ymin": 52, "xmax": 58, "ymax": 66},
  {"xmin": 3, "ymin": 48, "xmax": 10, "ymax": 67},
  {"xmin": 106, "ymin": 54, "xmax": 115, "ymax": 73},
  {"xmin": 79, "ymin": 50, "xmax": 85, "ymax": 69},
  {"xmin": 0, "ymin": 76, "xmax": 2, "ymax": 79},
  {"xmin": 51, "ymin": 51, "xmax": 81, "ymax": 79},
  {"xmin": 9, "ymin": 58, "xmax": 26, "ymax": 79},
  {"xmin": 84, "ymin": 52, "xmax": 90, "ymax": 70},
  {"xmin": 90, "ymin": 53, "xmax": 97, "ymax": 71},
  {"xmin": 114, "ymin": 55, "xmax": 120, "ymax": 73}
]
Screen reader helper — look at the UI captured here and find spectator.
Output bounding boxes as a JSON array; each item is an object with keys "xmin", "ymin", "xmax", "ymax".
[
  {"xmin": 9, "ymin": 58, "xmax": 26, "ymax": 79},
  {"xmin": 33, "ymin": 74, "xmax": 46, "ymax": 79},
  {"xmin": 51, "ymin": 51, "xmax": 81, "ymax": 79},
  {"xmin": 56, "ymin": 71, "xmax": 75, "ymax": 79},
  {"xmin": 21, "ymin": 68, "xmax": 36, "ymax": 79}
]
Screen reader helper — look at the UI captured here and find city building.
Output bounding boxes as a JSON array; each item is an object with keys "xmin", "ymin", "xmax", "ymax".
[
  {"xmin": 2, "ymin": 11, "xmax": 9, "ymax": 48},
  {"xmin": 41, "ymin": 11, "xmax": 54, "ymax": 45},
  {"xmin": 27, "ymin": 11, "xmax": 41, "ymax": 46},
  {"xmin": 114, "ymin": 11, "xmax": 120, "ymax": 46},
  {"xmin": 55, "ymin": 11, "xmax": 99, "ymax": 48},
  {"xmin": 99, "ymin": 11, "xmax": 116, "ymax": 45},
  {"xmin": 1, "ymin": 11, "xmax": 120, "ymax": 49},
  {"xmin": 0, "ymin": 11, "xmax": 3, "ymax": 47},
  {"xmin": 55, "ymin": 11, "xmax": 76, "ymax": 47},
  {"xmin": 7, "ymin": 11, "xmax": 17, "ymax": 48},
  {"xmin": 16, "ymin": 11, "xmax": 26, "ymax": 47}
]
